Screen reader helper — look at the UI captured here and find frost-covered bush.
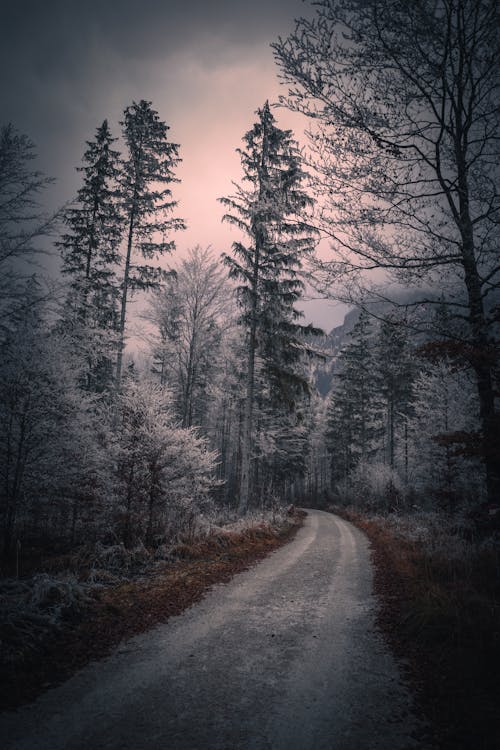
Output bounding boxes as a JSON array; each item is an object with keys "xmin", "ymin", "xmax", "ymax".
[
  {"xmin": 113, "ymin": 379, "xmax": 219, "ymax": 546},
  {"xmin": 28, "ymin": 573, "xmax": 90, "ymax": 619},
  {"xmin": 215, "ymin": 506, "xmax": 290, "ymax": 534},
  {"xmin": 338, "ymin": 460, "xmax": 404, "ymax": 511},
  {"xmin": 403, "ymin": 362, "xmax": 486, "ymax": 507},
  {"xmin": 80, "ymin": 541, "xmax": 151, "ymax": 573},
  {"xmin": 365, "ymin": 510, "xmax": 477, "ymax": 563},
  {"xmin": 0, "ymin": 574, "xmax": 92, "ymax": 667}
]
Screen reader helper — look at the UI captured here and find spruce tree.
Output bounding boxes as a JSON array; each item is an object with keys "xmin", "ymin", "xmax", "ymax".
[
  {"xmin": 116, "ymin": 100, "xmax": 185, "ymax": 389},
  {"xmin": 326, "ymin": 311, "xmax": 384, "ymax": 490},
  {"xmin": 58, "ymin": 120, "xmax": 122, "ymax": 391},
  {"xmin": 375, "ymin": 314, "xmax": 414, "ymax": 470},
  {"xmin": 220, "ymin": 101, "xmax": 320, "ymax": 511}
]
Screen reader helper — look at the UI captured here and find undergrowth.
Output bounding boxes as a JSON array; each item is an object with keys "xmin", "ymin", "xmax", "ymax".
[
  {"xmin": 0, "ymin": 507, "xmax": 302, "ymax": 711},
  {"xmin": 337, "ymin": 507, "xmax": 500, "ymax": 750}
]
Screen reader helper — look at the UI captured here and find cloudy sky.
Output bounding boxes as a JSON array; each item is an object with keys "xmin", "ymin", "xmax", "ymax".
[{"xmin": 1, "ymin": 0, "xmax": 347, "ymax": 329}]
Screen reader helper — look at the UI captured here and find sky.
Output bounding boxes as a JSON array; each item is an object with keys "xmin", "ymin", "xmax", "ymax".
[{"xmin": 1, "ymin": 0, "xmax": 348, "ymax": 331}]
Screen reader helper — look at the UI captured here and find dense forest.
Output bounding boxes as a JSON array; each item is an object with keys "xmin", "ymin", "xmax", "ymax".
[
  {"xmin": 1, "ymin": 2, "xmax": 499, "ymax": 747},
  {"xmin": 1, "ymin": 0, "xmax": 498, "ymax": 564}
]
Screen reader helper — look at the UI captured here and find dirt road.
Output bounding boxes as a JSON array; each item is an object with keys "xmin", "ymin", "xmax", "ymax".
[{"xmin": 1, "ymin": 510, "xmax": 426, "ymax": 749}]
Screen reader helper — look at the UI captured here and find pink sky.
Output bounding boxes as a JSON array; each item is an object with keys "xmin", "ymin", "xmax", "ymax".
[{"xmin": 1, "ymin": 0, "xmax": 348, "ymax": 331}]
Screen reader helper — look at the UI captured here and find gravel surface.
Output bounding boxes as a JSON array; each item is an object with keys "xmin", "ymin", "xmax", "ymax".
[{"xmin": 0, "ymin": 510, "xmax": 428, "ymax": 749}]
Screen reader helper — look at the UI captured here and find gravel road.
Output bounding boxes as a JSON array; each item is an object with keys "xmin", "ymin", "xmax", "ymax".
[{"xmin": 1, "ymin": 510, "xmax": 427, "ymax": 749}]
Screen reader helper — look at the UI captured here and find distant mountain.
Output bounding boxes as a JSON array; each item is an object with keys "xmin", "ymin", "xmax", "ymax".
[
  {"xmin": 313, "ymin": 307, "xmax": 359, "ymax": 396},
  {"xmin": 309, "ymin": 284, "xmax": 499, "ymax": 396},
  {"xmin": 310, "ymin": 288, "xmax": 438, "ymax": 396}
]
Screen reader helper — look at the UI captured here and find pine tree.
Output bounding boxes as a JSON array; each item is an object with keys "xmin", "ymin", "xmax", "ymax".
[
  {"xmin": 58, "ymin": 120, "xmax": 122, "ymax": 391},
  {"xmin": 220, "ymin": 101, "xmax": 320, "ymax": 512},
  {"xmin": 375, "ymin": 313, "xmax": 414, "ymax": 470},
  {"xmin": 405, "ymin": 361, "xmax": 483, "ymax": 507},
  {"xmin": 116, "ymin": 100, "xmax": 185, "ymax": 390},
  {"xmin": 326, "ymin": 311, "xmax": 384, "ymax": 490}
]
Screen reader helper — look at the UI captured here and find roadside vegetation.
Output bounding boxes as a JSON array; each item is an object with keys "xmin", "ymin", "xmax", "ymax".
[
  {"xmin": 0, "ymin": 507, "xmax": 303, "ymax": 711},
  {"xmin": 331, "ymin": 505, "xmax": 499, "ymax": 750}
]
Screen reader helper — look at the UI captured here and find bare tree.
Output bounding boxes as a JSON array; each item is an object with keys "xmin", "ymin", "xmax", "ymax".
[
  {"xmin": 149, "ymin": 246, "xmax": 231, "ymax": 427},
  {"xmin": 274, "ymin": 0, "xmax": 500, "ymax": 502},
  {"xmin": 0, "ymin": 124, "xmax": 55, "ymax": 338}
]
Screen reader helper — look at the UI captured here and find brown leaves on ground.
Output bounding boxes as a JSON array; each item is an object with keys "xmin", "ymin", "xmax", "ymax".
[
  {"xmin": 342, "ymin": 510, "xmax": 500, "ymax": 750},
  {"xmin": 0, "ymin": 517, "xmax": 303, "ymax": 712}
]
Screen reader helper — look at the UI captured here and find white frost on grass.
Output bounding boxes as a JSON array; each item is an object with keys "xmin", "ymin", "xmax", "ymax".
[{"xmin": 0, "ymin": 574, "xmax": 93, "ymax": 667}]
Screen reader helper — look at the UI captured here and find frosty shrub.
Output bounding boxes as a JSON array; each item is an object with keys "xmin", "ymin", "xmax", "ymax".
[
  {"xmin": 0, "ymin": 307, "xmax": 110, "ymax": 556},
  {"xmin": 0, "ymin": 574, "xmax": 93, "ymax": 668},
  {"xmin": 338, "ymin": 461, "xmax": 404, "ymax": 511},
  {"xmin": 404, "ymin": 362, "xmax": 485, "ymax": 508},
  {"xmin": 113, "ymin": 379, "xmax": 219, "ymax": 546}
]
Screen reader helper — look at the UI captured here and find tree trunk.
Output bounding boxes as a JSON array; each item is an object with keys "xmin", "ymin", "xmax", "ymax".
[
  {"xmin": 462, "ymin": 252, "xmax": 500, "ymax": 503},
  {"xmin": 456, "ymin": 137, "xmax": 500, "ymax": 504},
  {"xmin": 239, "ymin": 315, "xmax": 257, "ymax": 514},
  {"xmin": 115, "ymin": 205, "xmax": 135, "ymax": 391}
]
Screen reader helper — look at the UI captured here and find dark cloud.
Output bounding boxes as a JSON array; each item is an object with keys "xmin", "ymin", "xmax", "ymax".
[
  {"xmin": 0, "ymin": 0, "xmax": 343, "ymax": 329},
  {"xmin": 0, "ymin": 0, "xmax": 309, "ymax": 246},
  {"xmin": 2, "ymin": 0, "xmax": 305, "ymax": 75},
  {"xmin": 1, "ymin": 0, "xmax": 306, "ymax": 157}
]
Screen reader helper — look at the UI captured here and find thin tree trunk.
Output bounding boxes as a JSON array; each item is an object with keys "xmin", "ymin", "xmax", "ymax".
[
  {"xmin": 238, "ymin": 109, "xmax": 270, "ymax": 514},
  {"xmin": 183, "ymin": 335, "xmax": 196, "ymax": 427},
  {"xmin": 123, "ymin": 464, "xmax": 135, "ymax": 547},
  {"xmin": 115, "ymin": 205, "xmax": 135, "ymax": 391},
  {"xmin": 239, "ymin": 313, "xmax": 257, "ymax": 514}
]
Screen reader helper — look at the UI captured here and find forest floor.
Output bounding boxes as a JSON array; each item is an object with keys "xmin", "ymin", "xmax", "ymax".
[
  {"xmin": 336, "ymin": 507, "xmax": 500, "ymax": 750},
  {"xmin": 0, "ymin": 510, "xmax": 304, "ymax": 712}
]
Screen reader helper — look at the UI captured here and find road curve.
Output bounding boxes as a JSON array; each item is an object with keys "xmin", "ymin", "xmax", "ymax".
[{"xmin": 1, "ymin": 510, "xmax": 426, "ymax": 749}]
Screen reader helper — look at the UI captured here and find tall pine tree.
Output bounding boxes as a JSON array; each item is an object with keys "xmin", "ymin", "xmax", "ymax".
[
  {"xmin": 116, "ymin": 100, "xmax": 185, "ymax": 389},
  {"xmin": 375, "ymin": 313, "xmax": 414, "ymax": 470},
  {"xmin": 220, "ymin": 101, "xmax": 320, "ymax": 512},
  {"xmin": 58, "ymin": 120, "xmax": 122, "ymax": 391},
  {"xmin": 326, "ymin": 310, "xmax": 384, "ymax": 489}
]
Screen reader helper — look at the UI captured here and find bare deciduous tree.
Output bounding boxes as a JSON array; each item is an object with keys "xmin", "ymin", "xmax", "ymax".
[
  {"xmin": 148, "ymin": 246, "xmax": 231, "ymax": 427},
  {"xmin": 274, "ymin": 0, "xmax": 500, "ymax": 502},
  {"xmin": 0, "ymin": 124, "xmax": 55, "ymax": 338}
]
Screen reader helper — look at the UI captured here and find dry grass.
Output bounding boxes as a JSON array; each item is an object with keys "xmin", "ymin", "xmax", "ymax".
[
  {"xmin": 338, "ymin": 508, "xmax": 500, "ymax": 750},
  {"xmin": 0, "ymin": 512, "xmax": 303, "ymax": 712}
]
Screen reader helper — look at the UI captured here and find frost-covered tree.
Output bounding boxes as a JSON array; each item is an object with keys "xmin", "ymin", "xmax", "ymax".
[
  {"xmin": 326, "ymin": 311, "xmax": 384, "ymax": 486},
  {"xmin": 202, "ymin": 322, "xmax": 247, "ymax": 503},
  {"xmin": 304, "ymin": 392, "xmax": 330, "ymax": 499},
  {"xmin": 148, "ymin": 246, "xmax": 230, "ymax": 427},
  {"xmin": 220, "ymin": 101, "xmax": 320, "ymax": 511},
  {"xmin": 0, "ymin": 124, "xmax": 54, "ymax": 339},
  {"xmin": 0, "ymin": 283, "xmax": 106, "ymax": 557},
  {"xmin": 274, "ymin": 0, "xmax": 500, "ymax": 503},
  {"xmin": 375, "ymin": 313, "xmax": 414, "ymax": 469},
  {"xmin": 58, "ymin": 120, "xmax": 122, "ymax": 391},
  {"xmin": 254, "ymin": 385, "xmax": 312, "ymax": 502},
  {"xmin": 116, "ymin": 100, "xmax": 185, "ymax": 389},
  {"xmin": 405, "ymin": 361, "xmax": 484, "ymax": 507},
  {"xmin": 113, "ymin": 379, "xmax": 218, "ymax": 546}
]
